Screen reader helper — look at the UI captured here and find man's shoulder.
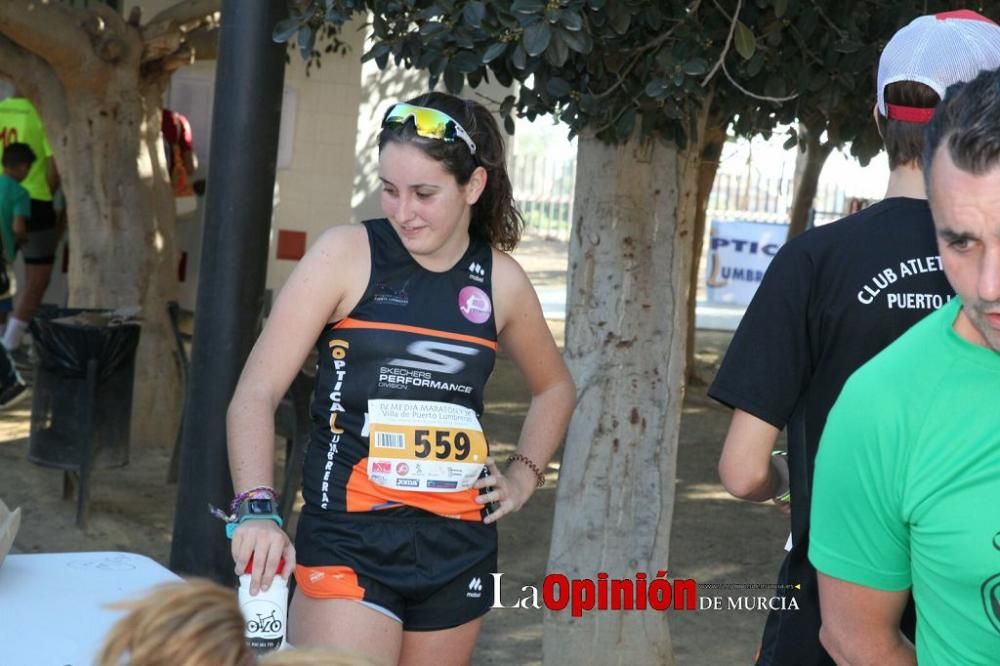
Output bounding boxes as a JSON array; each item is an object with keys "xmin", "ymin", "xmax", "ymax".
[
  {"xmin": 786, "ymin": 198, "xmax": 931, "ymax": 251},
  {"xmin": 764, "ymin": 198, "xmax": 934, "ymax": 292},
  {"xmin": 0, "ymin": 174, "xmax": 24, "ymax": 193},
  {"xmin": 6, "ymin": 177, "xmax": 27, "ymax": 199}
]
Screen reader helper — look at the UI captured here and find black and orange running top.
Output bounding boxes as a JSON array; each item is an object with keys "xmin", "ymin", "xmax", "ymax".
[{"xmin": 301, "ymin": 218, "xmax": 498, "ymax": 521}]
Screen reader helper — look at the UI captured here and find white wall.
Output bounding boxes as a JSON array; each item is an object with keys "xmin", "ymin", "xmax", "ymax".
[
  {"xmin": 351, "ymin": 46, "xmax": 430, "ymax": 224},
  {"xmin": 51, "ymin": 4, "xmax": 516, "ymax": 312},
  {"xmin": 269, "ymin": 20, "xmax": 365, "ymax": 292},
  {"xmin": 161, "ymin": 18, "xmax": 367, "ymax": 308}
]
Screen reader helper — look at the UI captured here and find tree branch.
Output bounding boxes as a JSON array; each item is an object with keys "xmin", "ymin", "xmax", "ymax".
[
  {"xmin": 701, "ymin": 0, "xmax": 741, "ymax": 87},
  {"xmin": 163, "ymin": 44, "xmax": 197, "ymax": 72},
  {"xmin": 789, "ymin": 25, "xmax": 824, "ymax": 67},
  {"xmin": 591, "ymin": 20, "xmax": 688, "ymax": 101},
  {"xmin": 0, "ymin": 34, "xmax": 68, "ymax": 130},
  {"xmin": 591, "ymin": 100, "xmax": 638, "ymax": 137},
  {"xmin": 721, "ymin": 59, "xmax": 798, "ymax": 103},
  {"xmin": 142, "ymin": 0, "xmax": 221, "ymax": 64},
  {"xmin": 709, "ymin": 0, "xmax": 733, "ymax": 23},
  {"xmin": 145, "ymin": 0, "xmax": 222, "ymax": 33},
  {"xmin": 699, "ymin": 0, "xmax": 798, "ymax": 103},
  {"xmin": 0, "ymin": 0, "xmax": 92, "ymax": 73},
  {"xmin": 809, "ymin": 0, "xmax": 847, "ymax": 40}
]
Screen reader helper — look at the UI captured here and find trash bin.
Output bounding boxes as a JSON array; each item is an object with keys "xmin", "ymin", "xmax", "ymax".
[{"xmin": 27, "ymin": 308, "xmax": 141, "ymax": 472}]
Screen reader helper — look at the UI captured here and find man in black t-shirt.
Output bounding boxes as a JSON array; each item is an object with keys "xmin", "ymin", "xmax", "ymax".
[{"xmin": 707, "ymin": 11, "xmax": 1000, "ymax": 666}]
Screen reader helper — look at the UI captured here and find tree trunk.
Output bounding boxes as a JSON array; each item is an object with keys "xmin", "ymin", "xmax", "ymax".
[
  {"xmin": 684, "ymin": 119, "xmax": 726, "ymax": 386},
  {"xmin": 0, "ymin": 1, "xmax": 220, "ymax": 454},
  {"xmin": 543, "ymin": 103, "xmax": 709, "ymax": 665},
  {"xmin": 56, "ymin": 72, "xmax": 181, "ymax": 449},
  {"xmin": 786, "ymin": 126, "xmax": 834, "ymax": 240}
]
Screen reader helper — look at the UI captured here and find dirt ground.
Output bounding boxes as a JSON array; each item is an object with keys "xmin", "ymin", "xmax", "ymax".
[{"xmin": 0, "ymin": 236, "xmax": 788, "ymax": 665}]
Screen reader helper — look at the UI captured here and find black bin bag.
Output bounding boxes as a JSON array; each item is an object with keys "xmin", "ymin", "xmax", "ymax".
[{"xmin": 27, "ymin": 308, "xmax": 141, "ymax": 470}]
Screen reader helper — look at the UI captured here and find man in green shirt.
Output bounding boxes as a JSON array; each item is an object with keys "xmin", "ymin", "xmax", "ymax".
[{"xmin": 810, "ymin": 67, "xmax": 1000, "ymax": 664}]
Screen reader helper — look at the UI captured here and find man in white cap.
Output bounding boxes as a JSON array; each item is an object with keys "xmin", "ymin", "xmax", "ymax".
[
  {"xmin": 707, "ymin": 11, "xmax": 1000, "ymax": 665},
  {"xmin": 811, "ymin": 64, "xmax": 1000, "ymax": 665}
]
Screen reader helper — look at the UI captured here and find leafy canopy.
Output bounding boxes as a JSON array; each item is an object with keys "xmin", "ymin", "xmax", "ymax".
[{"xmin": 277, "ymin": 0, "xmax": 1000, "ymax": 160}]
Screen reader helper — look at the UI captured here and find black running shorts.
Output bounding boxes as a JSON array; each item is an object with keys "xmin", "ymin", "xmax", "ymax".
[
  {"xmin": 293, "ymin": 505, "xmax": 497, "ymax": 631},
  {"xmin": 24, "ymin": 199, "xmax": 58, "ymax": 265}
]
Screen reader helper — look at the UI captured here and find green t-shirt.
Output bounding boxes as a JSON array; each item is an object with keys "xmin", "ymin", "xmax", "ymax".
[
  {"xmin": 0, "ymin": 97, "xmax": 53, "ymax": 201},
  {"xmin": 810, "ymin": 297, "xmax": 1000, "ymax": 664},
  {"xmin": 0, "ymin": 173, "xmax": 30, "ymax": 262}
]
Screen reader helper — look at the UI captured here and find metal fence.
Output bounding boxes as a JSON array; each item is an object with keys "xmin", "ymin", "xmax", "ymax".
[
  {"xmin": 510, "ymin": 153, "xmax": 576, "ymax": 241},
  {"xmin": 511, "ymin": 153, "xmax": 858, "ymax": 240}
]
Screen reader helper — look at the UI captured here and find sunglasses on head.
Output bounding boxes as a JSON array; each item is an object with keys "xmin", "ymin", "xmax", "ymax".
[{"xmin": 381, "ymin": 103, "xmax": 477, "ymax": 156}]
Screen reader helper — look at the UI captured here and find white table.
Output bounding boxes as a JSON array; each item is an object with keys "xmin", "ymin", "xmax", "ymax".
[{"xmin": 0, "ymin": 551, "xmax": 181, "ymax": 665}]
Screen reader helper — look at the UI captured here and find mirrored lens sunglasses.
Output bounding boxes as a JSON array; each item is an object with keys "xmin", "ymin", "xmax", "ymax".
[{"xmin": 381, "ymin": 103, "xmax": 477, "ymax": 156}]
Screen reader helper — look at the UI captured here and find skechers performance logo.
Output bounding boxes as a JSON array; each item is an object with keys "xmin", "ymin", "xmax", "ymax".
[{"xmin": 388, "ymin": 340, "xmax": 479, "ymax": 375}]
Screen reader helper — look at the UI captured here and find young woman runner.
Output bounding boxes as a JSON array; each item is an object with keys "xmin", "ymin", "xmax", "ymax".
[{"xmin": 226, "ymin": 92, "xmax": 576, "ymax": 665}]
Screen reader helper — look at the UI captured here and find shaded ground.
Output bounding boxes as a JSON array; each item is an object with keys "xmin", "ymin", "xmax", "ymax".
[{"xmin": 0, "ymin": 236, "xmax": 788, "ymax": 665}]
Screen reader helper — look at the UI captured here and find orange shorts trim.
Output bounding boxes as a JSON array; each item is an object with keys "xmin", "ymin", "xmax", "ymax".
[{"xmin": 294, "ymin": 565, "xmax": 366, "ymax": 600}]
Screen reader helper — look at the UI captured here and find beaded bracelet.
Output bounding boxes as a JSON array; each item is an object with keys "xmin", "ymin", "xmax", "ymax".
[
  {"xmin": 228, "ymin": 485, "xmax": 278, "ymax": 515},
  {"xmin": 507, "ymin": 453, "xmax": 546, "ymax": 488},
  {"xmin": 210, "ymin": 485, "xmax": 283, "ymax": 540}
]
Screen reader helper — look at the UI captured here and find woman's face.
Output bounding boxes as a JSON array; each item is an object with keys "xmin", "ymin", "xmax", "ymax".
[{"xmin": 379, "ymin": 141, "xmax": 485, "ymax": 265}]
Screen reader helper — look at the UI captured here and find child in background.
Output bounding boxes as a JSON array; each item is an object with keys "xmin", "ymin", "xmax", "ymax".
[
  {"xmin": 0, "ymin": 142, "xmax": 34, "ymax": 406},
  {"xmin": 97, "ymin": 578, "xmax": 373, "ymax": 666},
  {"xmin": 0, "ymin": 142, "xmax": 33, "ymax": 266}
]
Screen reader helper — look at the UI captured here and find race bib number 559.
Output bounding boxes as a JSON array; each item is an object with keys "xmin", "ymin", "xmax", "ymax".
[{"xmin": 366, "ymin": 399, "xmax": 488, "ymax": 492}]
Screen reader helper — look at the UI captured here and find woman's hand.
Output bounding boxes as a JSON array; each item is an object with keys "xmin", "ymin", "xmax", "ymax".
[
  {"xmin": 474, "ymin": 457, "xmax": 536, "ymax": 524},
  {"xmin": 231, "ymin": 519, "xmax": 296, "ymax": 595}
]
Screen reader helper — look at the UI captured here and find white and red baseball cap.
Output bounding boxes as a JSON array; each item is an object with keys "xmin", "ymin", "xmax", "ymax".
[{"xmin": 877, "ymin": 10, "xmax": 1000, "ymax": 123}]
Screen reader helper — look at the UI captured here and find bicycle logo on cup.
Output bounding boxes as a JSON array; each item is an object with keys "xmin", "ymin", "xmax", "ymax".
[{"xmin": 246, "ymin": 609, "xmax": 283, "ymax": 635}]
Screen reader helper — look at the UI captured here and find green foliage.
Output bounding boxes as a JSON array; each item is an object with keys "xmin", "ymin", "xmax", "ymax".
[
  {"xmin": 725, "ymin": 1, "xmax": 1000, "ymax": 165},
  {"xmin": 275, "ymin": 0, "xmax": 1000, "ymax": 161},
  {"xmin": 275, "ymin": 1, "xmax": 356, "ymax": 74},
  {"xmin": 733, "ymin": 21, "xmax": 755, "ymax": 60},
  {"xmin": 274, "ymin": 1, "xmax": 737, "ymax": 146}
]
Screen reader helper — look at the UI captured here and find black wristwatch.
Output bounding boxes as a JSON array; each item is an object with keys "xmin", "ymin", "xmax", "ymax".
[{"xmin": 237, "ymin": 497, "xmax": 276, "ymax": 520}]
